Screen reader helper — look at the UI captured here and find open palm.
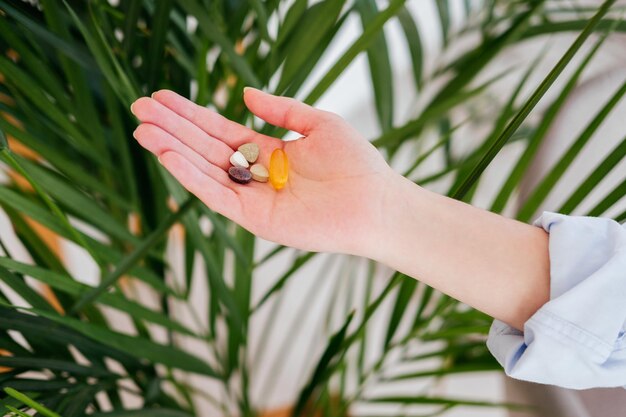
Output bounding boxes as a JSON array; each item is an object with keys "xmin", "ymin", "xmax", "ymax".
[{"xmin": 131, "ymin": 88, "xmax": 396, "ymax": 255}]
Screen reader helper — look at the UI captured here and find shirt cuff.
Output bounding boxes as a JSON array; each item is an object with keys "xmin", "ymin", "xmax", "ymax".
[{"xmin": 486, "ymin": 211, "xmax": 626, "ymax": 389}]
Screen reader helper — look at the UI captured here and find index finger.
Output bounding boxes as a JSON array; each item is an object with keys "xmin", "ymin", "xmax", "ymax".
[{"xmin": 150, "ymin": 89, "xmax": 283, "ymax": 150}]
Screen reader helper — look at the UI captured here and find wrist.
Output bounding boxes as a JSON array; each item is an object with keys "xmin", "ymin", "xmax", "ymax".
[{"xmin": 357, "ymin": 171, "xmax": 430, "ymax": 263}]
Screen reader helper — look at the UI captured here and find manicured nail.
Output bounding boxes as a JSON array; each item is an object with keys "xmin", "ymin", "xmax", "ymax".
[
  {"xmin": 243, "ymin": 86, "xmax": 254, "ymax": 94},
  {"xmin": 129, "ymin": 102, "xmax": 136, "ymax": 115},
  {"xmin": 151, "ymin": 92, "xmax": 156, "ymax": 98}
]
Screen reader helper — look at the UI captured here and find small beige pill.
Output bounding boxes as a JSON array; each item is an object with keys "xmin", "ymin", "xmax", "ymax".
[
  {"xmin": 250, "ymin": 163, "xmax": 269, "ymax": 182},
  {"xmin": 230, "ymin": 151, "xmax": 249, "ymax": 168},
  {"xmin": 238, "ymin": 143, "xmax": 259, "ymax": 163}
]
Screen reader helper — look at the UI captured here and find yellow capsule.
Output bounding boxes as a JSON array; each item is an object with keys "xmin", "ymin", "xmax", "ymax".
[{"xmin": 269, "ymin": 148, "xmax": 289, "ymax": 190}]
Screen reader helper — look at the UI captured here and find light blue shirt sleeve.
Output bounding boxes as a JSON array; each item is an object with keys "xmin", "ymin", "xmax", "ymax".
[{"xmin": 486, "ymin": 211, "xmax": 626, "ymax": 390}]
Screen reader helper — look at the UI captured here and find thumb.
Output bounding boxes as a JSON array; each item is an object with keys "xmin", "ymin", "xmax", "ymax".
[{"xmin": 242, "ymin": 87, "xmax": 338, "ymax": 135}]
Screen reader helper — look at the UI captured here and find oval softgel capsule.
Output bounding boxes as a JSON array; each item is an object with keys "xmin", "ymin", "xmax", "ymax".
[{"xmin": 269, "ymin": 148, "xmax": 288, "ymax": 190}]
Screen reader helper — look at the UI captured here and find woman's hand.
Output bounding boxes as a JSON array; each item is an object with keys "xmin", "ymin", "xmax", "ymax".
[
  {"xmin": 130, "ymin": 88, "xmax": 398, "ymax": 256},
  {"xmin": 131, "ymin": 87, "xmax": 551, "ymax": 330}
]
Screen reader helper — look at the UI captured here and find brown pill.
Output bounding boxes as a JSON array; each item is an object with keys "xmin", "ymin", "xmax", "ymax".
[{"xmin": 228, "ymin": 166, "xmax": 252, "ymax": 184}]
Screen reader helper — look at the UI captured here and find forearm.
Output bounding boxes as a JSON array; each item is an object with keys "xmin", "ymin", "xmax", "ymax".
[{"xmin": 366, "ymin": 173, "xmax": 550, "ymax": 330}]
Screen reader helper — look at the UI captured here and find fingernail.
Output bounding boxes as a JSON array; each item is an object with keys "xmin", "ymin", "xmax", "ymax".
[
  {"xmin": 129, "ymin": 102, "xmax": 136, "ymax": 115},
  {"xmin": 243, "ymin": 86, "xmax": 254, "ymax": 94},
  {"xmin": 157, "ymin": 156, "xmax": 163, "ymax": 165}
]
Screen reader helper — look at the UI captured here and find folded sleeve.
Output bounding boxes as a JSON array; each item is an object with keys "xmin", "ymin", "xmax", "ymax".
[{"xmin": 486, "ymin": 211, "xmax": 626, "ymax": 389}]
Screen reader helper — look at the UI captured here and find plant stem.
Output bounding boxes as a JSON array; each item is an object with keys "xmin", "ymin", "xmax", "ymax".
[{"xmin": 70, "ymin": 197, "xmax": 197, "ymax": 313}]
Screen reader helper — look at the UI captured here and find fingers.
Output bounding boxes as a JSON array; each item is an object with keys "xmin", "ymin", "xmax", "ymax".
[
  {"xmin": 131, "ymin": 97, "xmax": 233, "ymax": 170},
  {"xmin": 150, "ymin": 89, "xmax": 283, "ymax": 150},
  {"xmin": 133, "ymin": 123, "xmax": 231, "ymax": 181},
  {"xmin": 158, "ymin": 151, "xmax": 243, "ymax": 222},
  {"xmin": 131, "ymin": 93, "xmax": 281, "ymax": 227},
  {"xmin": 242, "ymin": 87, "xmax": 341, "ymax": 135}
]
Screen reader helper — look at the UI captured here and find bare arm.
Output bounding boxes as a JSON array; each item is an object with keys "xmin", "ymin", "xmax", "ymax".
[
  {"xmin": 367, "ymin": 173, "xmax": 550, "ymax": 330},
  {"xmin": 131, "ymin": 88, "xmax": 550, "ymax": 330}
]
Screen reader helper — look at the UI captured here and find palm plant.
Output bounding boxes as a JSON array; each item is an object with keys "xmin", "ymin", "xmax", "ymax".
[{"xmin": 0, "ymin": 0, "xmax": 624, "ymax": 416}]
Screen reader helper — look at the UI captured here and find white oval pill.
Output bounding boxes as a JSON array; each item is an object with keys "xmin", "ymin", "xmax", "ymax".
[{"xmin": 230, "ymin": 151, "xmax": 249, "ymax": 168}]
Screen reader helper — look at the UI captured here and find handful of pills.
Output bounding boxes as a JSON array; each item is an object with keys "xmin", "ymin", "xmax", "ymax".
[{"xmin": 227, "ymin": 143, "xmax": 289, "ymax": 190}]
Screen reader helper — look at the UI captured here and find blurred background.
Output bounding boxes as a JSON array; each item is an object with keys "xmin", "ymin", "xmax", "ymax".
[{"xmin": 0, "ymin": 0, "xmax": 625, "ymax": 416}]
